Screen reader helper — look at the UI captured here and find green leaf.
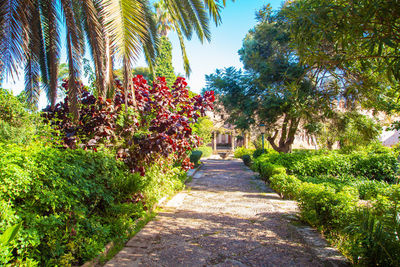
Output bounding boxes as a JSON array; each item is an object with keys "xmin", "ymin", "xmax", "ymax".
[{"xmin": 0, "ymin": 222, "xmax": 23, "ymax": 246}]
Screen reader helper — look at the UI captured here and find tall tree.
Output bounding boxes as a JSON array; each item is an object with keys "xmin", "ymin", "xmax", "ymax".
[
  {"xmin": 154, "ymin": 36, "xmax": 176, "ymax": 87},
  {"xmin": 206, "ymin": 7, "xmax": 338, "ymax": 153}
]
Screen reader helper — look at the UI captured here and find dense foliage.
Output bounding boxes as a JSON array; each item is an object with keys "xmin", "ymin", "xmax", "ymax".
[
  {"xmin": 0, "ymin": 89, "xmax": 43, "ymax": 144},
  {"xmin": 309, "ymin": 111, "xmax": 382, "ymax": 151},
  {"xmin": 154, "ymin": 36, "xmax": 176, "ymax": 88},
  {"xmin": 0, "ymin": 75, "xmax": 214, "ymax": 265},
  {"xmin": 194, "ymin": 146, "xmax": 213, "ymax": 158},
  {"xmin": 251, "ymin": 148, "xmax": 400, "ymax": 266},
  {"xmin": 282, "ymin": 0, "xmax": 400, "ymax": 123},
  {"xmin": 0, "ymin": 143, "xmax": 186, "ymax": 266},
  {"xmin": 283, "ymin": 0, "xmax": 400, "ymax": 85},
  {"xmin": 192, "ymin": 116, "xmax": 213, "ymax": 145},
  {"xmin": 43, "ymin": 76, "xmax": 214, "ymax": 175},
  {"xmin": 233, "ymin": 146, "xmax": 255, "ymax": 159}
]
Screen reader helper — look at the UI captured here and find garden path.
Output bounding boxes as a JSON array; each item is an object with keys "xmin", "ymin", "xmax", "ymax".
[{"xmin": 105, "ymin": 159, "xmax": 345, "ymax": 267}]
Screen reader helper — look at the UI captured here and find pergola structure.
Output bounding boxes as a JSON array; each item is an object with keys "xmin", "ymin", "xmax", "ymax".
[
  {"xmin": 206, "ymin": 101, "xmax": 248, "ymax": 155},
  {"xmin": 212, "ymin": 129, "xmax": 236, "ymax": 154}
]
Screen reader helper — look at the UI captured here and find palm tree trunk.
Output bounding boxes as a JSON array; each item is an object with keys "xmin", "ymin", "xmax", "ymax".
[{"xmin": 61, "ymin": 0, "xmax": 83, "ymax": 121}]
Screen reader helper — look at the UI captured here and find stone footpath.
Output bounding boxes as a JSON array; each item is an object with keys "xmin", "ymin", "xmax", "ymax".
[{"xmin": 105, "ymin": 159, "xmax": 347, "ymax": 267}]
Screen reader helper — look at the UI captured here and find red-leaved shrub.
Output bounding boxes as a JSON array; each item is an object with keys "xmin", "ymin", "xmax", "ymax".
[{"xmin": 43, "ymin": 76, "xmax": 214, "ymax": 175}]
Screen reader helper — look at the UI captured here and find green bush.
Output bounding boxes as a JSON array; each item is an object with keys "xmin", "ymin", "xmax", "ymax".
[
  {"xmin": 233, "ymin": 146, "xmax": 255, "ymax": 158},
  {"xmin": 190, "ymin": 151, "xmax": 203, "ymax": 166},
  {"xmin": 252, "ymin": 148, "xmax": 264, "ymax": 159},
  {"xmin": 258, "ymin": 149, "xmax": 398, "ymax": 183},
  {"xmin": 269, "ymin": 173, "xmax": 301, "ymax": 199},
  {"xmin": 252, "ymin": 161, "xmax": 286, "ymax": 181},
  {"xmin": 350, "ymin": 152, "xmax": 399, "ymax": 182},
  {"xmin": 195, "ymin": 146, "xmax": 213, "ymax": 158},
  {"xmin": 297, "ymin": 183, "xmax": 357, "ymax": 230},
  {"xmin": 242, "ymin": 155, "xmax": 252, "ymax": 167},
  {"xmin": 354, "ymin": 180, "xmax": 390, "ymax": 200},
  {"xmin": 0, "ymin": 89, "xmax": 49, "ymax": 144},
  {"xmin": 0, "ymin": 143, "xmax": 186, "ymax": 266}
]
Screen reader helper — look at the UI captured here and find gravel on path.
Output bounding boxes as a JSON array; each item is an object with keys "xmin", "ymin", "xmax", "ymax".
[{"xmin": 104, "ymin": 159, "xmax": 345, "ymax": 267}]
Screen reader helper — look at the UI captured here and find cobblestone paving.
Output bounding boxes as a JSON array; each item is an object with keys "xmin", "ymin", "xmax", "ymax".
[{"xmin": 105, "ymin": 159, "xmax": 325, "ymax": 267}]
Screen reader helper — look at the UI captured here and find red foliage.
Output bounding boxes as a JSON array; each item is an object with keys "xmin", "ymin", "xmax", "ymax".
[{"xmin": 43, "ymin": 76, "xmax": 214, "ymax": 175}]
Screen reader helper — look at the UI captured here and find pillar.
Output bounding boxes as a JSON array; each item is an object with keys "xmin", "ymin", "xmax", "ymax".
[
  {"xmin": 213, "ymin": 131, "xmax": 217, "ymax": 154},
  {"xmin": 231, "ymin": 131, "xmax": 235, "ymax": 151}
]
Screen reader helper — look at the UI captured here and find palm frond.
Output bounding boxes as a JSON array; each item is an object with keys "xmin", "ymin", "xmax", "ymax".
[
  {"xmin": 24, "ymin": 1, "xmax": 43, "ymax": 107},
  {"xmin": 104, "ymin": 0, "xmax": 158, "ymax": 105},
  {"xmin": 25, "ymin": 4, "xmax": 41, "ymax": 106},
  {"xmin": 183, "ymin": 0, "xmax": 211, "ymax": 42},
  {"xmin": 202, "ymin": 0, "xmax": 224, "ymax": 26},
  {"xmin": 0, "ymin": 0, "xmax": 32, "ymax": 81},
  {"xmin": 41, "ymin": 0, "xmax": 61, "ymax": 108},
  {"xmin": 81, "ymin": 0, "xmax": 107, "ymax": 97},
  {"xmin": 174, "ymin": 23, "xmax": 191, "ymax": 76},
  {"xmin": 163, "ymin": 0, "xmax": 193, "ymax": 39},
  {"xmin": 24, "ymin": 58, "xmax": 41, "ymax": 106}
]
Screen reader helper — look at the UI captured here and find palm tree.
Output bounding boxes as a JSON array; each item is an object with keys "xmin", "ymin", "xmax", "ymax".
[{"xmin": 0, "ymin": 0, "xmax": 232, "ymax": 118}]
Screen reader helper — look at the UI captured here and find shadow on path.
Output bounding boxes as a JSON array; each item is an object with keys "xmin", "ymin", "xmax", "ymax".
[{"xmin": 105, "ymin": 159, "xmax": 326, "ymax": 267}]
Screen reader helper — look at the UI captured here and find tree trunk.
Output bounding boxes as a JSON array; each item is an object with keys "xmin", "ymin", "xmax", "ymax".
[
  {"xmin": 104, "ymin": 34, "xmax": 114, "ymax": 98},
  {"xmin": 267, "ymin": 116, "xmax": 301, "ymax": 153}
]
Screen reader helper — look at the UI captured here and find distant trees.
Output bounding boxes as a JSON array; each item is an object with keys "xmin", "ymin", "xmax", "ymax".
[
  {"xmin": 193, "ymin": 117, "xmax": 214, "ymax": 145},
  {"xmin": 309, "ymin": 111, "xmax": 382, "ymax": 151}
]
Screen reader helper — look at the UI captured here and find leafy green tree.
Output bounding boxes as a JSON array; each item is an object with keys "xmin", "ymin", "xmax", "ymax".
[
  {"xmin": 193, "ymin": 116, "xmax": 214, "ymax": 145},
  {"xmin": 154, "ymin": 36, "xmax": 176, "ymax": 87},
  {"xmin": 205, "ymin": 67, "xmax": 256, "ymax": 131},
  {"xmin": 0, "ymin": 88, "xmax": 47, "ymax": 144},
  {"xmin": 282, "ymin": 0, "xmax": 400, "ymax": 109},
  {"xmin": 313, "ymin": 111, "xmax": 382, "ymax": 151},
  {"xmin": 207, "ymin": 9, "xmax": 337, "ymax": 153}
]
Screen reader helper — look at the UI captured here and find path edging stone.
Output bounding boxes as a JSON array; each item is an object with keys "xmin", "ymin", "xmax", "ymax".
[{"xmin": 288, "ymin": 224, "xmax": 349, "ymax": 267}]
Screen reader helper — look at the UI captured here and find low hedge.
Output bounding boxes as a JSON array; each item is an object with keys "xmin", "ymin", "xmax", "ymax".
[
  {"xmin": 190, "ymin": 151, "xmax": 203, "ymax": 166},
  {"xmin": 256, "ymin": 150, "xmax": 399, "ymax": 183},
  {"xmin": 253, "ymin": 149, "xmax": 400, "ymax": 266},
  {"xmin": 242, "ymin": 154, "xmax": 252, "ymax": 167},
  {"xmin": 0, "ymin": 143, "xmax": 186, "ymax": 266}
]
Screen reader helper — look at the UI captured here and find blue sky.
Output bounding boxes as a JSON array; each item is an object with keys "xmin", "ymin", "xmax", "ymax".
[
  {"xmin": 2, "ymin": 0, "xmax": 284, "ymax": 107},
  {"xmin": 160, "ymin": 0, "xmax": 284, "ymax": 93}
]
